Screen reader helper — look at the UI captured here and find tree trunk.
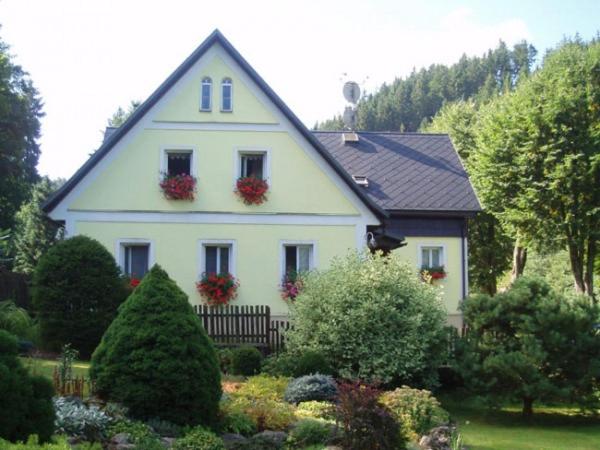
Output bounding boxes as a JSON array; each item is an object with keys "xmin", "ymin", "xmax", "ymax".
[
  {"xmin": 584, "ymin": 238, "xmax": 596, "ymax": 303},
  {"xmin": 522, "ymin": 397, "xmax": 534, "ymax": 418},
  {"xmin": 567, "ymin": 238, "xmax": 596, "ymax": 301},
  {"xmin": 510, "ymin": 245, "xmax": 527, "ymax": 284}
]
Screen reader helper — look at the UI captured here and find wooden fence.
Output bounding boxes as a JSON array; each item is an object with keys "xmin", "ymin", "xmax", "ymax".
[{"xmin": 194, "ymin": 305, "xmax": 290, "ymax": 353}]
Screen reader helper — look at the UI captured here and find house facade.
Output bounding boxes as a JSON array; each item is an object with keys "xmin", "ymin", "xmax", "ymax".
[{"xmin": 44, "ymin": 30, "xmax": 480, "ymax": 327}]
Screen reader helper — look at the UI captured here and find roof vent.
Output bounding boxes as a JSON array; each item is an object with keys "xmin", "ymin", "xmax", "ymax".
[
  {"xmin": 342, "ymin": 132, "xmax": 359, "ymax": 144},
  {"xmin": 352, "ymin": 175, "xmax": 369, "ymax": 187}
]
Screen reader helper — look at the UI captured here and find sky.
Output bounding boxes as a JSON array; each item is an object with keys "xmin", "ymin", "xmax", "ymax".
[{"xmin": 0, "ymin": 0, "xmax": 598, "ymax": 180}]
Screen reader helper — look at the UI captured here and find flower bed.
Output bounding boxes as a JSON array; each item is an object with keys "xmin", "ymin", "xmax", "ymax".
[
  {"xmin": 160, "ymin": 174, "xmax": 197, "ymax": 200},
  {"xmin": 235, "ymin": 176, "xmax": 269, "ymax": 205},
  {"xmin": 196, "ymin": 272, "xmax": 239, "ymax": 306}
]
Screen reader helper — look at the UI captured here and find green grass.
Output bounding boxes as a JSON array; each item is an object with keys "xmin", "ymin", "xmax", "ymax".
[
  {"xmin": 441, "ymin": 395, "xmax": 600, "ymax": 450},
  {"xmin": 19, "ymin": 356, "xmax": 90, "ymax": 379}
]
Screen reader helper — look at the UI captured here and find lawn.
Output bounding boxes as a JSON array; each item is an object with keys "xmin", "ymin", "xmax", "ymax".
[
  {"xmin": 441, "ymin": 395, "xmax": 600, "ymax": 450},
  {"xmin": 19, "ymin": 356, "xmax": 90, "ymax": 380}
]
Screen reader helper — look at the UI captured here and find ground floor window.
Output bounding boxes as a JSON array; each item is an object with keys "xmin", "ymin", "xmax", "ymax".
[
  {"xmin": 200, "ymin": 240, "xmax": 236, "ymax": 276},
  {"xmin": 419, "ymin": 245, "xmax": 445, "ymax": 270},
  {"xmin": 282, "ymin": 242, "xmax": 315, "ymax": 278},
  {"xmin": 123, "ymin": 244, "xmax": 150, "ymax": 278}
]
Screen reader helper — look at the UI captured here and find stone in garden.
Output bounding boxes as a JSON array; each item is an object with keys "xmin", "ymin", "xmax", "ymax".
[
  {"xmin": 107, "ymin": 432, "xmax": 135, "ymax": 450},
  {"xmin": 161, "ymin": 437, "xmax": 176, "ymax": 448},
  {"xmin": 419, "ymin": 425, "xmax": 463, "ymax": 450},
  {"xmin": 221, "ymin": 433, "xmax": 248, "ymax": 449}
]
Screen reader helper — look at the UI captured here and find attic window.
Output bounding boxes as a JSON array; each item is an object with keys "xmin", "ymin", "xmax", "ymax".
[
  {"xmin": 167, "ymin": 151, "xmax": 192, "ymax": 176},
  {"xmin": 200, "ymin": 77, "xmax": 212, "ymax": 111},
  {"xmin": 342, "ymin": 132, "xmax": 359, "ymax": 143},
  {"xmin": 221, "ymin": 78, "xmax": 233, "ymax": 112},
  {"xmin": 352, "ymin": 175, "xmax": 369, "ymax": 187}
]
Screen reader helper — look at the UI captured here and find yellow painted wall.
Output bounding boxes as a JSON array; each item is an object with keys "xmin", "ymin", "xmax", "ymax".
[
  {"xmin": 393, "ymin": 236, "xmax": 463, "ymax": 316},
  {"xmin": 70, "ymin": 130, "xmax": 359, "ymax": 215},
  {"xmin": 154, "ymin": 54, "xmax": 277, "ymax": 124},
  {"xmin": 75, "ymin": 221, "xmax": 357, "ymax": 316}
]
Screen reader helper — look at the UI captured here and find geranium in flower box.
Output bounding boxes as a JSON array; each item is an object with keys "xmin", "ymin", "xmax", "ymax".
[
  {"xmin": 196, "ymin": 272, "xmax": 239, "ymax": 306},
  {"xmin": 235, "ymin": 176, "xmax": 269, "ymax": 205},
  {"xmin": 280, "ymin": 271, "xmax": 303, "ymax": 301},
  {"xmin": 160, "ymin": 173, "xmax": 197, "ymax": 200},
  {"xmin": 420, "ymin": 266, "xmax": 446, "ymax": 283}
]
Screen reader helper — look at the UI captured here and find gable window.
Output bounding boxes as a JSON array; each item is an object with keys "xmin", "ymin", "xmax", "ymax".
[
  {"xmin": 240, "ymin": 152, "xmax": 265, "ymax": 179},
  {"xmin": 167, "ymin": 151, "xmax": 192, "ymax": 176},
  {"xmin": 282, "ymin": 243, "xmax": 315, "ymax": 277},
  {"xmin": 221, "ymin": 77, "xmax": 233, "ymax": 112},
  {"xmin": 420, "ymin": 246, "xmax": 444, "ymax": 269},
  {"xmin": 120, "ymin": 242, "xmax": 151, "ymax": 279},
  {"xmin": 200, "ymin": 77, "xmax": 212, "ymax": 111},
  {"xmin": 200, "ymin": 240, "xmax": 236, "ymax": 276}
]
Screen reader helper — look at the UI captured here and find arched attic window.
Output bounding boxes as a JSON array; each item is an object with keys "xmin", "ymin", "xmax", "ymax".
[
  {"xmin": 221, "ymin": 77, "xmax": 233, "ymax": 112},
  {"xmin": 200, "ymin": 77, "xmax": 212, "ymax": 111}
]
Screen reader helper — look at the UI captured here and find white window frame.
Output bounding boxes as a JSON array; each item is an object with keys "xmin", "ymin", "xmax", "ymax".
[
  {"xmin": 233, "ymin": 147, "xmax": 272, "ymax": 186},
  {"xmin": 198, "ymin": 239, "xmax": 237, "ymax": 277},
  {"xmin": 279, "ymin": 240, "xmax": 317, "ymax": 281},
  {"xmin": 116, "ymin": 238, "xmax": 155, "ymax": 276},
  {"xmin": 221, "ymin": 77, "xmax": 233, "ymax": 112},
  {"xmin": 160, "ymin": 146, "xmax": 197, "ymax": 180},
  {"xmin": 200, "ymin": 77, "xmax": 212, "ymax": 111},
  {"xmin": 417, "ymin": 243, "xmax": 447, "ymax": 269}
]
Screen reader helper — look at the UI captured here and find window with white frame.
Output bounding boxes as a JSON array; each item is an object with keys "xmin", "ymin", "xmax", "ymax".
[
  {"xmin": 239, "ymin": 152, "xmax": 266, "ymax": 179},
  {"xmin": 200, "ymin": 77, "xmax": 212, "ymax": 111},
  {"xmin": 122, "ymin": 243, "xmax": 150, "ymax": 278},
  {"xmin": 283, "ymin": 244, "xmax": 314, "ymax": 277},
  {"xmin": 166, "ymin": 150, "xmax": 192, "ymax": 176},
  {"xmin": 221, "ymin": 77, "xmax": 233, "ymax": 112},
  {"xmin": 202, "ymin": 243, "xmax": 233, "ymax": 275},
  {"xmin": 420, "ymin": 246, "xmax": 444, "ymax": 270}
]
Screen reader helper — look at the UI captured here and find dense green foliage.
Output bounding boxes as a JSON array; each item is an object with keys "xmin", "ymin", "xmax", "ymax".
[
  {"xmin": 0, "ymin": 33, "xmax": 43, "ymax": 232},
  {"xmin": 471, "ymin": 39, "xmax": 600, "ymax": 296},
  {"xmin": 0, "ymin": 330, "xmax": 54, "ymax": 443},
  {"xmin": 459, "ymin": 277, "xmax": 600, "ymax": 416},
  {"xmin": 317, "ymin": 41, "xmax": 536, "ymax": 131},
  {"xmin": 231, "ymin": 345, "xmax": 263, "ymax": 376},
  {"xmin": 284, "ymin": 374, "xmax": 338, "ymax": 404},
  {"xmin": 0, "ymin": 300, "xmax": 38, "ymax": 343},
  {"xmin": 172, "ymin": 427, "xmax": 225, "ymax": 450},
  {"xmin": 90, "ymin": 265, "xmax": 221, "ymax": 426},
  {"xmin": 32, "ymin": 235, "xmax": 127, "ymax": 357},
  {"xmin": 107, "ymin": 100, "xmax": 141, "ymax": 127},
  {"xmin": 261, "ymin": 349, "xmax": 333, "ymax": 377},
  {"xmin": 380, "ymin": 387, "xmax": 449, "ymax": 441},
  {"xmin": 286, "ymin": 251, "xmax": 446, "ymax": 386},
  {"xmin": 336, "ymin": 382, "xmax": 404, "ymax": 450},
  {"xmin": 12, "ymin": 178, "xmax": 64, "ymax": 274},
  {"xmin": 0, "ymin": 435, "xmax": 100, "ymax": 450},
  {"xmin": 287, "ymin": 419, "xmax": 332, "ymax": 448}
]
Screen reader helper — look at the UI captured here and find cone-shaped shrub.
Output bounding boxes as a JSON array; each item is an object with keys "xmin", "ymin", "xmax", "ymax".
[
  {"xmin": 0, "ymin": 330, "xmax": 55, "ymax": 443},
  {"xmin": 90, "ymin": 265, "xmax": 221, "ymax": 426},
  {"xmin": 33, "ymin": 235, "xmax": 127, "ymax": 357}
]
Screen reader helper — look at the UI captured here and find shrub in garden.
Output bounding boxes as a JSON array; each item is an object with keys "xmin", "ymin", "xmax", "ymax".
[
  {"xmin": 90, "ymin": 265, "xmax": 221, "ymax": 426},
  {"xmin": 293, "ymin": 349, "xmax": 333, "ymax": 377},
  {"xmin": 219, "ymin": 410, "xmax": 256, "ymax": 436},
  {"xmin": 32, "ymin": 235, "xmax": 127, "ymax": 357},
  {"xmin": 261, "ymin": 352, "xmax": 296, "ymax": 377},
  {"xmin": 459, "ymin": 277, "xmax": 600, "ymax": 416},
  {"xmin": 287, "ymin": 419, "xmax": 332, "ymax": 448},
  {"xmin": 173, "ymin": 427, "xmax": 225, "ymax": 450},
  {"xmin": 295, "ymin": 401, "xmax": 336, "ymax": 423},
  {"xmin": 335, "ymin": 382, "xmax": 406, "ymax": 450},
  {"xmin": 217, "ymin": 348, "xmax": 234, "ymax": 374},
  {"xmin": 0, "ymin": 300, "xmax": 39, "ymax": 344},
  {"xmin": 380, "ymin": 386, "xmax": 449, "ymax": 441},
  {"xmin": 231, "ymin": 345, "xmax": 263, "ymax": 376},
  {"xmin": 53, "ymin": 397, "xmax": 112, "ymax": 442},
  {"xmin": 0, "ymin": 330, "xmax": 55, "ymax": 443},
  {"xmin": 284, "ymin": 374, "xmax": 338, "ymax": 404},
  {"xmin": 286, "ymin": 251, "xmax": 446, "ymax": 386}
]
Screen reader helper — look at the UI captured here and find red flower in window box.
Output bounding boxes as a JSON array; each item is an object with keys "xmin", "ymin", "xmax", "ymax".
[
  {"xmin": 420, "ymin": 266, "xmax": 447, "ymax": 283},
  {"xmin": 280, "ymin": 271, "xmax": 304, "ymax": 302},
  {"xmin": 129, "ymin": 277, "xmax": 141, "ymax": 288},
  {"xmin": 196, "ymin": 272, "xmax": 239, "ymax": 306},
  {"xmin": 235, "ymin": 176, "xmax": 269, "ymax": 205},
  {"xmin": 160, "ymin": 173, "xmax": 197, "ymax": 200}
]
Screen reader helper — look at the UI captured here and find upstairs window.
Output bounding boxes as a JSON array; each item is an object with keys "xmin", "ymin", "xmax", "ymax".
[
  {"xmin": 123, "ymin": 244, "xmax": 150, "ymax": 278},
  {"xmin": 240, "ymin": 153, "xmax": 265, "ymax": 179},
  {"xmin": 200, "ymin": 77, "xmax": 212, "ymax": 111},
  {"xmin": 221, "ymin": 77, "xmax": 233, "ymax": 112},
  {"xmin": 283, "ymin": 244, "xmax": 314, "ymax": 276},
  {"xmin": 420, "ymin": 246, "xmax": 444, "ymax": 269},
  {"xmin": 204, "ymin": 244, "xmax": 232, "ymax": 275},
  {"xmin": 166, "ymin": 150, "xmax": 192, "ymax": 176}
]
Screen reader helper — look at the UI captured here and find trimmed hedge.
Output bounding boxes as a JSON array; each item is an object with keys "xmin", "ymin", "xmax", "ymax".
[
  {"xmin": 32, "ymin": 235, "xmax": 127, "ymax": 357},
  {"xmin": 90, "ymin": 265, "xmax": 221, "ymax": 427},
  {"xmin": 0, "ymin": 330, "xmax": 55, "ymax": 443},
  {"xmin": 231, "ymin": 345, "xmax": 262, "ymax": 376}
]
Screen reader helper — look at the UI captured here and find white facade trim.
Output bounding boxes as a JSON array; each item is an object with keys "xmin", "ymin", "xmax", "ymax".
[
  {"xmin": 416, "ymin": 243, "xmax": 448, "ymax": 269},
  {"xmin": 197, "ymin": 239, "xmax": 237, "ymax": 277},
  {"xmin": 463, "ymin": 236, "xmax": 469, "ymax": 297},
  {"xmin": 115, "ymin": 238, "xmax": 156, "ymax": 274},
  {"xmin": 279, "ymin": 239, "xmax": 318, "ymax": 283}
]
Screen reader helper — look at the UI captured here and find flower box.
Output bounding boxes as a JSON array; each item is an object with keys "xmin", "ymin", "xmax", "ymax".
[
  {"xmin": 420, "ymin": 266, "xmax": 447, "ymax": 283},
  {"xmin": 280, "ymin": 272, "xmax": 303, "ymax": 301},
  {"xmin": 196, "ymin": 272, "xmax": 239, "ymax": 306},
  {"xmin": 235, "ymin": 176, "xmax": 269, "ymax": 205},
  {"xmin": 160, "ymin": 174, "xmax": 197, "ymax": 200}
]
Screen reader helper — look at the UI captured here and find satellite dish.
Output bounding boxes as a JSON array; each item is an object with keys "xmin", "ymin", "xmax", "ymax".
[
  {"xmin": 343, "ymin": 106, "xmax": 357, "ymax": 130},
  {"xmin": 343, "ymin": 81, "xmax": 361, "ymax": 104}
]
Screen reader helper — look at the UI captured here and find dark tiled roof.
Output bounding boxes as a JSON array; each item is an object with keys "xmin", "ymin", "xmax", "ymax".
[{"xmin": 313, "ymin": 132, "xmax": 481, "ymax": 213}]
